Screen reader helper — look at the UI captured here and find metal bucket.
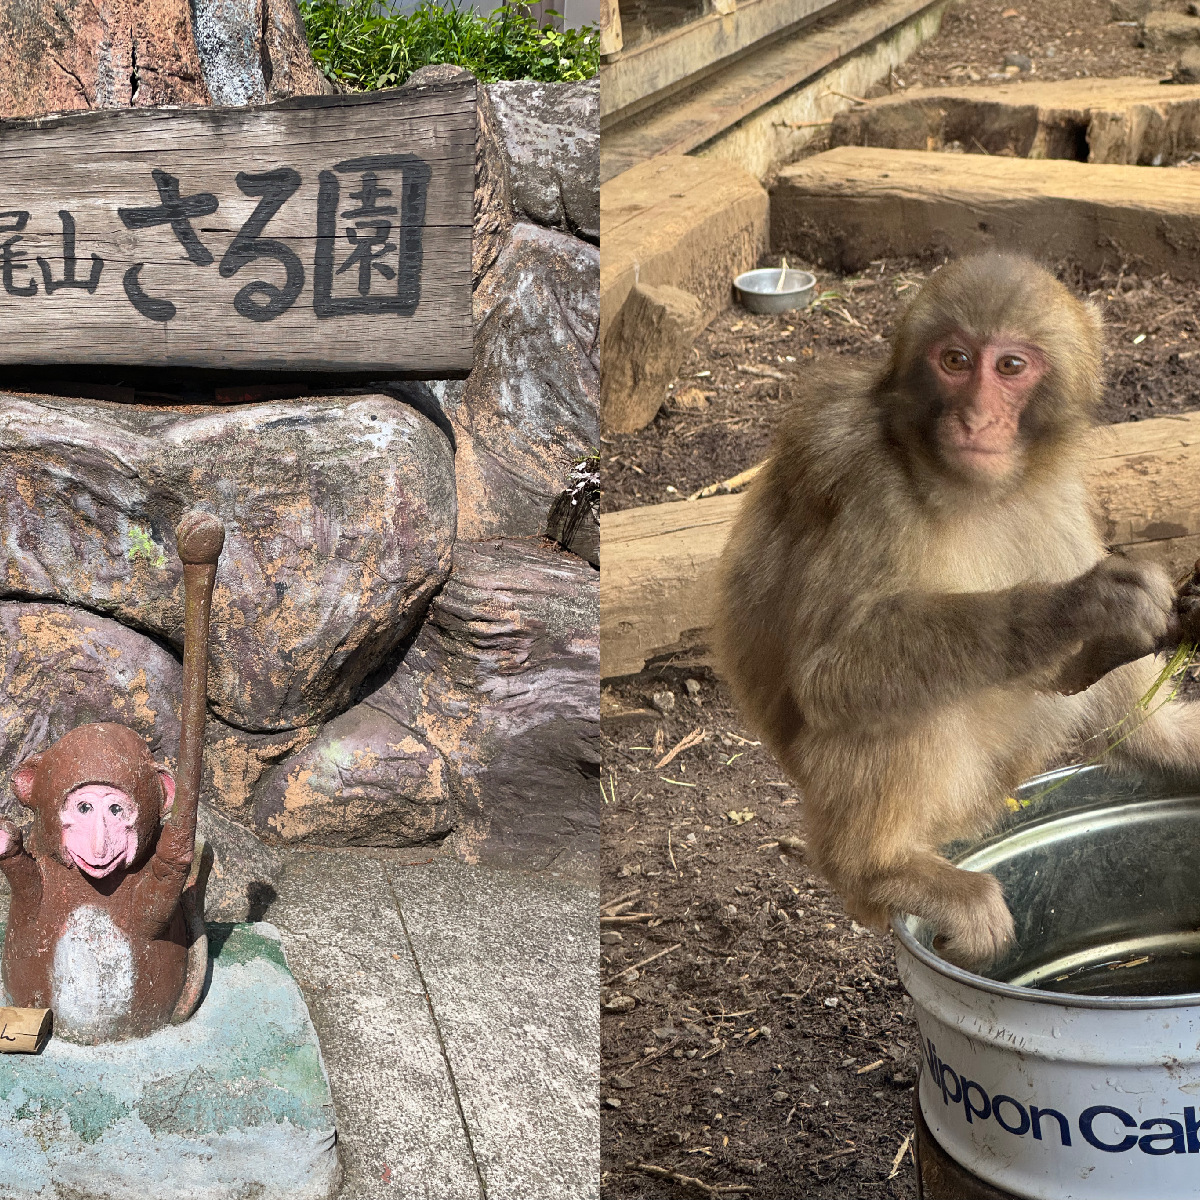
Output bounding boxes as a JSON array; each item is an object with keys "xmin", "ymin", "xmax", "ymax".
[{"xmin": 894, "ymin": 765, "xmax": 1200, "ymax": 1200}]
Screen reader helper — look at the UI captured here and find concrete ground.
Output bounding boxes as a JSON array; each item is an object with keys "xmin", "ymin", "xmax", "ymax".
[{"xmin": 266, "ymin": 850, "xmax": 599, "ymax": 1200}]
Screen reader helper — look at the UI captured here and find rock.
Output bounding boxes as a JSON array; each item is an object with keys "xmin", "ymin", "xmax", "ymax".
[
  {"xmin": 197, "ymin": 803, "xmax": 283, "ymax": 921},
  {"xmin": 0, "ymin": 921, "xmax": 341, "ymax": 1200},
  {"xmin": 475, "ymin": 79, "xmax": 515, "ymax": 286},
  {"xmin": 192, "ymin": 0, "xmax": 329, "ymax": 103},
  {"xmin": 442, "ymin": 224, "xmax": 599, "ymax": 540},
  {"xmin": 252, "ymin": 704, "xmax": 454, "ymax": 847},
  {"xmin": 601, "ymin": 283, "xmax": 706, "ymax": 434},
  {"xmin": 0, "ymin": 0, "xmax": 210, "ymax": 117},
  {"xmin": 404, "ymin": 65, "xmax": 511, "ymax": 286},
  {"xmin": 1140, "ymin": 11, "xmax": 1200, "ymax": 48},
  {"xmin": 360, "ymin": 538, "xmax": 599, "ymax": 868},
  {"xmin": 1171, "ymin": 47, "xmax": 1200, "ymax": 81},
  {"xmin": 546, "ymin": 490, "xmax": 600, "ymax": 568},
  {"xmin": 487, "ymin": 80, "xmax": 599, "ymax": 243},
  {"xmin": 0, "ymin": 391, "xmax": 456, "ymax": 731}
]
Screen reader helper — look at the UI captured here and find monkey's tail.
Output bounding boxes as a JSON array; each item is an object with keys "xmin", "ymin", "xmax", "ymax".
[{"xmin": 170, "ymin": 838, "xmax": 214, "ymax": 1025}]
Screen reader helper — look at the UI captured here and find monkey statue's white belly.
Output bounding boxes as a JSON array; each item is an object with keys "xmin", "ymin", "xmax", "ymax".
[{"xmin": 51, "ymin": 905, "xmax": 134, "ymax": 1043}]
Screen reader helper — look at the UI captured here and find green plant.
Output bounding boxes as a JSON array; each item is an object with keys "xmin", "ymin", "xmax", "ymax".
[
  {"xmin": 300, "ymin": 0, "xmax": 599, "ymax": 90},
  {"xmin": 127, "ymin": 526, "xmax": 166, "ymax": 569}
]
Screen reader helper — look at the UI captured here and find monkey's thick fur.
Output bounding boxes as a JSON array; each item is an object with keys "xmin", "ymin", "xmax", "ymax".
[{"xmin": 714, "ymin": 254, "xmax": 1194, "ymax": 966}]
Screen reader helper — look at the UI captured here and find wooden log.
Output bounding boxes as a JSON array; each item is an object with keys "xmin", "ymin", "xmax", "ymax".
[
  {"xmin": 0, "ymin": 82, "xmax": 475, "ymax": 376},
  {"xmin": 0, "ymin": 1007, "xmax": 52, "ymax": 1053},
  {"xmin": 600, "ymin": 412, "xmax": 1200, "ymax": 679}
]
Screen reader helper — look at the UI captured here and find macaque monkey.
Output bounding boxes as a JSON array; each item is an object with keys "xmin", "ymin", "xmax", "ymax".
[
  {"xmin": 0, "ymin": 511, "xmax": 224, "ymax": 1042},
  {"xmin": 715, "ymin": 253, "xmax": 1196, "ymax": 967}
]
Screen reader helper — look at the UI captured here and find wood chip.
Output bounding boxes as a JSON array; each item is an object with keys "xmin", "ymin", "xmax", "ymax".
[{"xmin": 656, "ymin": 727, "xmax": 706, "ymax": 769}]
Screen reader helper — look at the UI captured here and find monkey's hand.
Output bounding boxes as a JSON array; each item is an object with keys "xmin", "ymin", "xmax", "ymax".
[
  {"xmin": 1053, "ymin": 558, "xmax": 1175, "ymax": 695},
  {"xmin": 0, "ymin": 818, "xmax": 23, "ymax": 860},
  {"xmin": 1174, "ymin": 558, "xmax": 1200, "ymax": 647}
]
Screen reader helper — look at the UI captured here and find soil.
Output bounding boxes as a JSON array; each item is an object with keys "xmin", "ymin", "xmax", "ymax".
[
  {"xmin": 599, "ymin": 3, "xmax": 1200, "ymax": 1196},
  {"xmin": 600, "ymin": 669, "xmax": 922, "ymax": 1199}
]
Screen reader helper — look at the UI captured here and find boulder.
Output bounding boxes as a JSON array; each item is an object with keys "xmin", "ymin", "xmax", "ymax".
[
  {"xmin": 370, "ymin": 538, "xmax": 600, "ymax": 869},
  {"xmin": 0, "ymin": 390, "xmax": 456, "ymax": 731},
  {"xmin": 252, "ymin": 704, "xmax": 454, "ymax": 847},
  {"xmin": 487, "ymin": 80, "xmax": 599, "ymax": 243},
  {"xmin": 193, "ymin": 0, "xmax": 330, "ymax": 104},
  {"xmin": 0, "ymin": 0, "xmax": 210, "ymax": 117},
  {"xmin": 441, "ymin": 223, "xmax": 599, "ymax": 540},
  {"xmin": 247, "ymin": 538, "xmax": 598, "ymax": 867},
  {"xmin": 600, "ymin": 282, "xmax": 705, "ymax": 434}
]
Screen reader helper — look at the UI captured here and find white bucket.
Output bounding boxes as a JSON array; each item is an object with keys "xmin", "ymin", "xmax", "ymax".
[{"xmin": 894, "ymin": 766, "xmax": 1200, "ymax": 1200}]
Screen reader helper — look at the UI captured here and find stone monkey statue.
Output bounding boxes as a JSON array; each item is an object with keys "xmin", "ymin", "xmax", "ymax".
[{"xmin": 0, "ymin": 511, "xmax": 224, "ymax": 1043}]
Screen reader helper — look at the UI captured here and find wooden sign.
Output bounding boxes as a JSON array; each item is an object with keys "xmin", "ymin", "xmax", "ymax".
[
  {"xmin": 0, "ymin": 81, "xmax": 475, "ymax": 376},
  {"xmin": 0, "ymin": 1007, "xmax": 52, "ymax": 1053}
]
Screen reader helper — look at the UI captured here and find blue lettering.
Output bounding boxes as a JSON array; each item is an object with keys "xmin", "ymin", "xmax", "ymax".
[
  {"xmin": 1080, "ymin": 1106, "xmax": 1138, "ymax": 1153},
  {"xmin": 1187, "ymin": 1107, "xmax": 1200, "ymax": 1154},
  {"xmin": 962, "ymin": 1079, "xmax": 990, "ymax": 1125},
  {"xmin": 993, "ymin": 1095, "xmax": 1030, "ymax": 1137},
  {"xmin": 1031, "ymin": 1106, "xmax": 1071, "ymax": 1147},
  {"xmin": 939, "ymin": 1062, "xmax": 961, "ymax": 1106},
  {"xmin": 1139, "ymin": 1118, "xmax": 1185, "ymax": 1155}
]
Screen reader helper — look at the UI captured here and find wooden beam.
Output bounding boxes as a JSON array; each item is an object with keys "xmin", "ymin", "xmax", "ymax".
[
  {"xmin": 601, "ymin": 412, "xmax": 1200, "ymax": 678},
  {"xmin": 0, "ymin": 82, "xmax": 475, "ymax": 376}
]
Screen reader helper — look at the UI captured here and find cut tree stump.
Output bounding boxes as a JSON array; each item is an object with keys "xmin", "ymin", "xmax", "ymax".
[
  {"xmin": 772, "ymin": 146, "xmax": 1200, "ymax": 281},
  {"xmin": 828, "ymin": 76, "xmax": 1200, "ymax": 165},
  {"xmin": 601, "ymin": 412, "xmax": 1200, "ymax": 679}
]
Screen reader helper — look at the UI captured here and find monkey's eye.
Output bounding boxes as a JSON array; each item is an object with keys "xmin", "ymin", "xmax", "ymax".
[
  {"xmin": 996, "ymin": 354, "xmax": 1027, "ymax": 376},
  {"xmin": 77, "ymin": 802, "xmax": 92, "ymax": 814},
  {"xmin": 940, "ymin": 348, "xmax": 971, "ymax": 372},
  {"xmin": 109, "ymin": 804, "xmax": 123, "ymax": 816}
]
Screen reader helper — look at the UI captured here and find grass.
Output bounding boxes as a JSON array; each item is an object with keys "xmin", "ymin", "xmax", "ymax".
[{"xmin": 300, "ymin": 0, "xmax": 599, "ymax": 90}]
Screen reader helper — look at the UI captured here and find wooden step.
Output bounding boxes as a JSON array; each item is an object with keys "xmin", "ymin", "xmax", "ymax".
[
  {"xmin": 771, "ymin": 146, "xmax": 1200, "ymax": 280},
  {"xmin": 601, "ymin": 412, "xmax": 1200, "ymax": 679},
  {"xmin": 830, "ymin": 77, "xmax": 1200, "ymax": 165},
  {"xmin": 600, "ymin": 155, "xmax": 767, "ymax": 342},
  {"xmin": 600, "ymin": 0, "xmax": 945, "ymax": 183}
]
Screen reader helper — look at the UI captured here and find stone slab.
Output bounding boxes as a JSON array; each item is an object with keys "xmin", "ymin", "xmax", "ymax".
[
  {"xmin": 771, "ymin": 146, "xmax": 1200, "ymax": 280},
  {"xmin": 600, "ymin": 155, "xmax": 767, "ymax": 344},
  {"xmin": 265, "ymin": 851, "xmax": 481, "ymax": 1200},
  {"xmin": 829, "ymin": 76, "xmax": 1200, "ymax": 165},
  {"xmin": 0, "ymin": 921, "xmax": 339, "ymax": 1200},
  {"xmin": 385, "ymin": 859, "xmax": 598, "ymax": 1200}
]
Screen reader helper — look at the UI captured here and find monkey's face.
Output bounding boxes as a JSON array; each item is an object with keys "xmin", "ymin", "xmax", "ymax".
[
  {"xmin": 60, "ymin": 785, "xmax": 142, "ymax": 878},
  {"xmin": 926, "ymin": 332, "xmax": 1048, "ymax": 483}
]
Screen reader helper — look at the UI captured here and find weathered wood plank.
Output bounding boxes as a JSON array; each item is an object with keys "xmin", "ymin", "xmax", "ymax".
[
  {"xmin": 0, "ymin": 82, "xmax": 475, "ymax": 376},
  {"xmin": 601, "ymin": 413, "xmax": 1200, "ymax": 678}
]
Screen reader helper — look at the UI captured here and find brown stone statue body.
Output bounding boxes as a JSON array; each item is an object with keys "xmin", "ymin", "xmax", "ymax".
[{"xmin": 0, "ymin": 512, "xmax": 224, "ymax": 1044}]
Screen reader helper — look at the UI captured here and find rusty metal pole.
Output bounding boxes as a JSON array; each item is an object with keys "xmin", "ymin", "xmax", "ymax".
[{"xmin": 171, "ymin": 511, "xmax": 225, "ymax": 851}]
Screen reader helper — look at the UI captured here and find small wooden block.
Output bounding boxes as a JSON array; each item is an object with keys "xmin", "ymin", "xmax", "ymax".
[
  {"xmin": 0, "ymin": 82, "xmax": 475, "ymax": 376},
  {"xmin": 0, "ymin": 1006, "xmax": 53, "ymax": 1053}
]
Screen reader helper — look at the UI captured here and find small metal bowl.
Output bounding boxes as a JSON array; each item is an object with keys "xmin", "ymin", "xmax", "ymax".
[{"xmin": 733, "ymin": 267, "xmax": 817, "ymax": 314}]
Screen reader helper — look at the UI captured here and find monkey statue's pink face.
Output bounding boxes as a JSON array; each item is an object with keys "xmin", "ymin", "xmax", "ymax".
[
  {"xmin": 927, "ymin": 332, "xmax": 1047, "ymax": 481},
  {"xmin": 60, "ymin": 785, "xmax": 143, "ymax": 878}
]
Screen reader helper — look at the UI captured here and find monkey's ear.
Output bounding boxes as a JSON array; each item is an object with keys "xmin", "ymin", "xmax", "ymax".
[
  {"xmin": 158, "ymin": 769, "xmax": 176, "ymax": 817},
  {"xmin": 11, "ymin": 756, "xmax": 40, "ymax": 808}
]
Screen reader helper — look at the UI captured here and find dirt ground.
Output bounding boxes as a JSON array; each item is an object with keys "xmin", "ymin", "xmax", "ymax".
[
  {"xmin": 600, "ymin": 2, "xmax": 1200, "ymax": 1195},
  {"xmin": 600, "ymin": 669, "xmax": 923, "ymax": 1200}
]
